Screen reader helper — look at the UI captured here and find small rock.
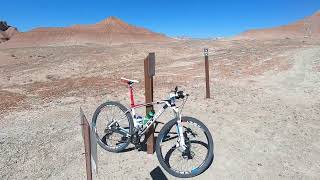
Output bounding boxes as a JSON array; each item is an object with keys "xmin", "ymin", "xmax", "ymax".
[
  {"xmin": 0, "ymin": 139, "xmax": 5, "ymax": 144},
  {"xmin": 46, "ymin": 74, "xmax": 59, "ymax": 81}
]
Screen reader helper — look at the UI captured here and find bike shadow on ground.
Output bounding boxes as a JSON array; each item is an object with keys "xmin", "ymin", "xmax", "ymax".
[
  {"xmin": 103, "ymin": 135, "xmax": 161, "ymax": 153},
  {"xmin": 119, "ymin": 143, "xmax": 148, "ymax": 153},
  {"xmin": 150, "ymin": 166, "xmax": 168, "ymax": 180}
]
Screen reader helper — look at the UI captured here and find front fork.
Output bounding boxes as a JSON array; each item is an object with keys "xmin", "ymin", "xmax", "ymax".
[{"xmin": 173, "ymin": 107, "xmax": 187, "ymax": 151}]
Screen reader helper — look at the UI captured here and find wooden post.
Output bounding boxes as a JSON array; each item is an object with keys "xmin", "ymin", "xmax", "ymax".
[
  {"xmin": 144, "ymin": 53, "xmax": 155, "ymax": 154},
  {"xmin": 80, "ymin": 108, "xmax": 92, "ymax": 180},
  {"xmin": 204, "ymin": 48, "xmax": 210, "ymax": 98}
]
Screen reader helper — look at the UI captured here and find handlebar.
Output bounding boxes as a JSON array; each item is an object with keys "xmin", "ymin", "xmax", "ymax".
[
  {"xmin": 176, "ymin": 90, "xmax": 189, "ymax": 99},
  {"xmin": 170, "ymin": 86, "xmax": 189, "ymax": 99}
]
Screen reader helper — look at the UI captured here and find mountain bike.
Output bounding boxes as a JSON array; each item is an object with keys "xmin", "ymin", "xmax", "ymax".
[{"xmin": 92, "ymin": 77, "xmax": 214, "ymax": 178}]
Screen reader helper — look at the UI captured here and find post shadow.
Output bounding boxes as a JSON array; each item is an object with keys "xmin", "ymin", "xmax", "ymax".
[{"xmin": 150, "ymin": 166, "xmax": 168, "ymax": 180}]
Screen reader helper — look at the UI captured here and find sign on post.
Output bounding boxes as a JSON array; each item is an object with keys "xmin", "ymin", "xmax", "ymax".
[
  {"xmin": 80, "ymin": 107, "xmax": 98, "ymax": 180},
  {"xmin": 204, "ymin": 48, "xmax": 210, "ymax": 98},
  {"xmin": 147, "ymin": 53, "xmax": 155, "ymax": 77},
  {"xmin": 90, "ymin": 123, "xmax": 97, "ymax": 174},
  {"xmin": 144, "ymin": 53, "xmax": 155, "ymax": 154}
]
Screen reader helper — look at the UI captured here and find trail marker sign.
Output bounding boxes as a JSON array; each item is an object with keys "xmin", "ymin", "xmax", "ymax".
[{"xmin": 80, "ymin": 107, "xmax": 98, "ymax": 180}]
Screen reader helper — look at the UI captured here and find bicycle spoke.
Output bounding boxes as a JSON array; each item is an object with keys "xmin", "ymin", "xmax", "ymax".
[{"xmin": 113, "ymin": 114, "xmax": 128, "ymax": 124}]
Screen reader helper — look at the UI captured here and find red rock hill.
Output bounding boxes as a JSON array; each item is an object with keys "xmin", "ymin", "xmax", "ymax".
[{"xmin": 2, "ymin": 17, "xmax": 173, "ymax": 47}]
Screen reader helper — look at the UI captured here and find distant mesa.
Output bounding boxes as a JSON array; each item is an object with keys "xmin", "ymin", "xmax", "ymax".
[
  {"xmin": 0, "ymin": 21, "xmax": 19, "ymax": 44},
  {"xmin": 174, "ymin": 35, "xmax": 224, "ymax": 41},
  {"xmin": 174, "ymin": 36, "xmax": 194, "ymax": 40},
  {"xmin": 1, "ymin": 17, "xmax": 173, "ymax": 48},
  {"xmin": 236, "ymin": 11, "xmax": 320, "ymax": 40}
]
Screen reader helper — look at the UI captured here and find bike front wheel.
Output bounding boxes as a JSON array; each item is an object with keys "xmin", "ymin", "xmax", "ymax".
[{"xmin": 156, "ymin": 116, "xmax": 214, "ymax": 178}]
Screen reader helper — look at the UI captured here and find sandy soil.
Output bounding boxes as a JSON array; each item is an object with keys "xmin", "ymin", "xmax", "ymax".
[{"xmin": 0, "ymin": 38, "xmax": 320, "ymax": 179}]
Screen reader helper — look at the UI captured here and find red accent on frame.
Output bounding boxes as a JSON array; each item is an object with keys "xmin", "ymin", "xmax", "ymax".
[
  {"xmin": 132, "ymin": 103, "xmax": 144, "ymax": 108},
  {"xmin": 129, "ymin": 85, "xmax": 135, "ymax": 107}
]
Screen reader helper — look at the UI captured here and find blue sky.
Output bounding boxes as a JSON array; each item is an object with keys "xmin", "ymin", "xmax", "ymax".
[{"xmin": 1, "ymin": 0, "xmax": 319, "ymax": 38}]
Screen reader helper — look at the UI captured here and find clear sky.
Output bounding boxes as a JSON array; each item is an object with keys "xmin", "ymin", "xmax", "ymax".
[{"xmin": 1, "ymin": 0, "xmax": 319, "ymax": 38}]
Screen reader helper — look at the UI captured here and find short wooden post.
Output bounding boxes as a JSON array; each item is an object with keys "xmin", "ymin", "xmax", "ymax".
[
  {"xmin": 80, "ymin": 108, "xmax": 92, "ymax": 180},
  {"xmin": 144, "ymin": 53, "xmax": 155, "ymax": 154},
  {"xmin": 204, "ymin": 48, "xmax": 210, "ymax": 98}
]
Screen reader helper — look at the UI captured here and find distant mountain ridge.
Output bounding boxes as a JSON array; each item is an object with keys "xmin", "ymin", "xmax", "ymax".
[
  {"xmin": 1, "ymin": 17, "xmax": 173, "ymax": 48},
  {"xmin": 236, "ymin": 11, "xmax": 320, "ymax": 40}
]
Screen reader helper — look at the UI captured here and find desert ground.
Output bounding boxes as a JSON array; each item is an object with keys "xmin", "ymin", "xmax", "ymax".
[{"xmin": 0, "ymin": 36, "xmax": 320, "ymax": 179}]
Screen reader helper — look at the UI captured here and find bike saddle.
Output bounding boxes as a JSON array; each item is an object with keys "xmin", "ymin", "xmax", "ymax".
[{"xmin": 121, "ymin": 77, "xmax": 139, "ymax": 84}]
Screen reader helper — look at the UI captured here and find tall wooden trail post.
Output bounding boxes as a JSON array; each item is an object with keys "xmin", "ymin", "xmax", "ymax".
[
  {"xmin": 204, "ymin": 48, "xmax": 210, "ymax": 98},
  {"xmin": 144, "ymin": 52, "xmax": 155, "ymax": 154}
]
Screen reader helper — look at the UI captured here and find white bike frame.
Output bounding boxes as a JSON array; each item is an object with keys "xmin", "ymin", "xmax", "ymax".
[
  {"xmin": 130, "ymin": 100, "xmax": 187, "ymax": 150},
  {"xmin": 107, "ymin": 83, "xmax": 187, "ymax": 150}
]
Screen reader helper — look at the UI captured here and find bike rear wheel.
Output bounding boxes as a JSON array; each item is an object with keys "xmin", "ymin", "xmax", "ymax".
[
  {"xmin": 92, "ymin": 101, "xmax": 133, "ymax": 152},
  {"xmin": 156, "ymin": 116, "xmax": 214, "ymax": 178}
]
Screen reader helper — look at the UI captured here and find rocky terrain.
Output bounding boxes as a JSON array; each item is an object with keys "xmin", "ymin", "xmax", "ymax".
[
  {"xmin": 0, "ymin": 12, "xmax": 319, "ymax": 179},
  {"xmin": 0, "ymin": 21, "xmax": 19, "ymax": 43}
]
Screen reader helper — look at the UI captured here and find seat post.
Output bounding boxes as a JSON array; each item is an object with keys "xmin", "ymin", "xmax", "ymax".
[{"xmin": 129, "ymin": 83, "xmax": 135, "ymax": 107}]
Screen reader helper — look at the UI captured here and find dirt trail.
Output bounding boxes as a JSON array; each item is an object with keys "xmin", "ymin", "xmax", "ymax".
[{"xmin": 255, "ymin": 47, "xmax": 320, "ymax": 105}]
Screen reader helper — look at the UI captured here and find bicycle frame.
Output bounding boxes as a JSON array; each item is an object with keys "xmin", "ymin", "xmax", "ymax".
[
  {"xmin": 128, "ymin": 83, "xmax": 178, "ymax": 135},
  {"xmin": 109, "ymin": 83, "xmax": 187, "ymax": 149}
]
